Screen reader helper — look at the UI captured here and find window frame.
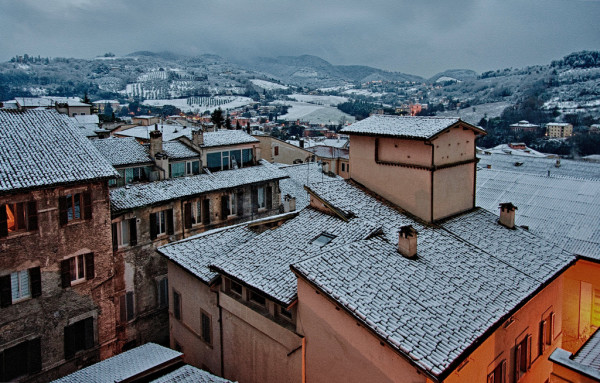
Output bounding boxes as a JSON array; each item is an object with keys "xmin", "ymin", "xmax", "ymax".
[
  {"xmin": 486, "ymin": 359, "xmax": 506, "ymax": 383},
  {"xmin": 515, "ymin": 333, "xmax": 532, "ymax": 381},
  {"xmin": 0, "ymin": 267, "xmax": 41, "ymax": 307},
  {"xmin": 61, "ymin": 253, "xmax": 94, "ymax": 288},
  {"xmin": 200, "ymin": 309, "xmax": 212, "ymax": 346},
  {"xmin": 64, "ymin": 316, "xmax": 95, "ymax": 359},
  {"xmin": 1, "ymin": 201, "xmax": 38, "ymax": 237},
  {"xmin": 157, "ymin": 277, "xmax": 169, "ymax": 309}
]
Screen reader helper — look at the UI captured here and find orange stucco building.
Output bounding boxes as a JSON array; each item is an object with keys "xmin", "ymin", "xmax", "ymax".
[{"xmin": 158, "ymin": 115, "xmax": 600, "ymax": 383}]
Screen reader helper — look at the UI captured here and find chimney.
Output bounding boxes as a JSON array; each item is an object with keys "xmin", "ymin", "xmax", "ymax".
[
  {"xmin": 398, "ymin": 225, "xmax": 418, "ymax": 259},
  {"xmin": 555, "ymin": 159, "xmax": 561, "ymax": 168},
  {"xmin": 299, "ymin": 139, "xmax": 305, "ymax": 148},
  {"xmin": 149, "ymin": 124, "xmax": 163, "ymax": 158},
  {"xmin": 283, "ymin": 194, "xmax": 296, "ymax": 212},
  {"xmin": 192, "ymin": 128, "xmax": 204, "ymax": 146},
  {"xmin": 499, "ymin": 202, "xmax": 517, "ymax": 229}
]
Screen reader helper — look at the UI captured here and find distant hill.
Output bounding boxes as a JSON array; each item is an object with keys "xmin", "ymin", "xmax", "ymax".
[{"xmin": 429, "ymin": 69, "xmax": 478, "ymax": 83}]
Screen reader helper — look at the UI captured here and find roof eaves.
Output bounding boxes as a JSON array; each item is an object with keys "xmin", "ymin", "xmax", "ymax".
[{"xmin": 427, "ymin": 120, "xmax": 486, "ymax": 141}]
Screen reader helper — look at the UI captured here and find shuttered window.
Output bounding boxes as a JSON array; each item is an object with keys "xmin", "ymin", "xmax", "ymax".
[{"xmin": 64, "ymin": 317, "xmax": 94, "ymax": 358}]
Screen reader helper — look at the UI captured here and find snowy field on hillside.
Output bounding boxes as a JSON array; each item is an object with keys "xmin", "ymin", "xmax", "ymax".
[
  {"xmin": 288, "ymin": 94, "xmax": 348, "ymax": 106},
  {"xmin": 142, "ymin": 96, "xmax": 253, "ymax": 113},
  {"xmin": 250, "ymin": 79, "xmax": 289, "ymax": 90},
  {"xmin": 437, "ymin": 101, "xmax": 511, "ymax": 125},
  {"xmin": 272, "ymin": 100, "xmax": 355, "ymax": 124},
  {"xmin": 341, "ymin": 89, "xmax": 385, "ymax": 98}
]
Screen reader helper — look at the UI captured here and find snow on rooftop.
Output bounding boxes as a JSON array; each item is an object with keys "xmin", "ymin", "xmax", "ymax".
[
  {"xmin": 91, "ymin": 137, "xmax": 152, "ymax": 167},
  {"xmin": 110, "ymin": 161, "xmax": 288, "ymax": 213},
  {"xmin": 341, "ymin": 115, "xmax": 468, "ymax": 139},
  {"xmin": 51, "ymin": 343, "xmax": 182, "ymax": 383},
  {"xmin": 201, "ymin": 129, "xmax": 259, "ymax": 147},
  {"xmin": 0, "ymin": 109, "xmax": 118, "ymax": 193},
  {"xmin": 151, "ymin": 365, "xmax": 234, "ymax": 383},
  {"xmin": 161, "ymin": 141, "xmax": 200, "ymax": 159},
  {"xmin": 478, "ymin": 152, "xmax": 600, "ymax": 179},
  {"xmin": 476, "ymin": 168, "xmax": 600, "ymax": 259},
  {"xmin": 277, "ymin": 162, "xmax": 341, "ymax": 210}
]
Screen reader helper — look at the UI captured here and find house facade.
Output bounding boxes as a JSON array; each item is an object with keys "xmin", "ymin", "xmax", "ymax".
[
  {"xmin": 0, "ymin": 109, "xmax": 119, "ymax": 382},
  {"xmin": 110, "ymin": 162, "xmax": 288, "ymax": 352}
]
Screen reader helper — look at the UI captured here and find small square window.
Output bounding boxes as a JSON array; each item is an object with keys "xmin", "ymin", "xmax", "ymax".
[
  {"xmin": 248, "ymin": 290, "xmax": 266, "ymax": 307},
  {"xmin": 280, "ymin": 306, "xmax": 293, "ymax": 320},
  {"xmin": 230, "ymin": 280, "xmax": 243, "ymax": 296},
  {"xmin": 312, "ymin": 232, "xmax": 335, "ymax": 247}
]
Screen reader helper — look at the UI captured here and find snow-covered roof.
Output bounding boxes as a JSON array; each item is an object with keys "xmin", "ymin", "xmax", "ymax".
[
  {"xmin": 0, "ymin": 109, "xmax": 118, "ymax": 194},
  {"xmin": 480, "ymin": 144, "xmax": 547, "ymax": 157},
  {"xmin": 510, "ymin": 120, "xmax": 539, "ymax": 128},
  {"xmin": 200, "ymin": 129, "xmax": 259, "ymax": 148},
  {"xmin": 476, "ymin": 168, "xmax": 600, "ymax": 259},
  {"xmin": 277, "ymin": 162, "xmax": 341, "ymax": 210},
  {"xmin": 72, "ymin": 114, "xmax": 99, "ymax": 124},
  {"xmin": 341, "ymin": 115, "xmax": 483, "ymax": 140},
  {"xmin": 550, "ymin": 329, "xmax": 600, "ymax": 381},
  {"xmin": 116, "ymin": 124, "xmax": 193, "ymax": 142},
  {"xmin": 159, "ymin": 172, "xmax": 575, "ymax": 377},
  {"xmin": 160, "ymin": 141, "xmax": 200, "ymax": 160},
  {"xmin": 51, "ymin": 343, "xmax": 182, "ymax": 383},
  {"xmin": 110, "ymin": 161, "xmax": 288, "ymax": 214},
  {"xmin": 151, "ymin": 365, "xmax": 234, "ymax": 383},
  {"xmin": 91, "ymin": 137, "xmax": 152, "ymax": 167},
  {"xmin": 477, "ymin": 153, "xmax": 600, "ymax": 180},
  {"xmin": 307, "ymin": 145, "xmax": 349, "ymax": 160}
]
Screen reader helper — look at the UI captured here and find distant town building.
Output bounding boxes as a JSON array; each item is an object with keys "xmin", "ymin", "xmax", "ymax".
[
  {"xmin": 546, "ymin": 122, "xmax": 573, "ymax": 138},
  {"xmin": 510, "ymin": 120, "xmax": 540, "ymax": 133}
]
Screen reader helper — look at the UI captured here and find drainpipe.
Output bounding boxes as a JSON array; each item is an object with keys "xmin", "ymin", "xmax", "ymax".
[
  {"xmin": 217, "ymin": 290, "xmax": 224, "ymax": 377},
  {"xmin": 302, "ymin": 337, "xmax": 306, "ymax": 383}
]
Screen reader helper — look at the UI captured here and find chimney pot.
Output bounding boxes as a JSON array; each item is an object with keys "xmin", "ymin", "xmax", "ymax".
[
  {"xmin": 499, "ymin": 202, "xmax": 517, "ymax": 229},
  {"xmin": 398, "ymin": 225, "xmax": 418, "ymax": 258},
  {"xmin": 149, "ymin": 126, "xmax": 163, "ymax": 158}
]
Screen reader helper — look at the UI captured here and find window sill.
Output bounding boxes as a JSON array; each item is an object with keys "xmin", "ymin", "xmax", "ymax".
[
  {"xmin": 11, "ymin": 296, "xmax": 32, "ymax": 304},
  {"xmin": 3, "ymin": 230, "xmax": 37, "ymax": 240}
]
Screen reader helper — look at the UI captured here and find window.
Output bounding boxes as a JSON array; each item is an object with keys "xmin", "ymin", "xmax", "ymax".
[
  {"xmin": 157, "ymin": 278, "xmax": 168, "ymax": 309},
  {"xmin": 252, "ymin": 186, "xmax": 272, "ymax": 213},
  {"xmin": 229, "ymin": 280, "xmax": 243, "ymax": 296},
  {"xmin": 515, "ymin": 335, "xmax": 532, "ymax": 381},
  {"xmin": 169, "ymin": 162, "xmax": 185, "ymax": 178},
  {"xmin": 124, "ymin": 167, "xmax": 149, "ymax": 184},
  {"xmin": 186, "ymin": 160, "xmax": 200, "ymax": 176},
  {"xmin": 312, "ymin": 232, "xmax": 336, "ymax": 247},
  {"xmin": 0, "ymin": 267, "xmax": 41, "ymax": 307},
  {"xmin": 221, "ymin": 193, "xmax": 240, "ymax": 218},
  {"xmin": 487, "ymin": 360, "xmax": 506, "ymax": 383},
  {"xmin": 61, "ymin": 253, "xmax": 94, "ymax": 288},
  {"xmin": 0, "ymin": 338, "xmax": 41, "ymax": 381},
  {"xmin": 173, "ymin": 290, "xmax": 181, "ymax": 320},
  {"xmin": 540, "ymin": 311, "xmax": 555, "ymax": 354},
  {"xmin": 112, "ymin": 218, "xmax": 137, "ymax": 249},
  {"xmin": 150, "ymin": 209, "xmax": 173, "ymax": 239},
  {"xmin": 341, "ymin": 163, "xmax": 345, "ymax": 172},
  {"xmin": 207, "ymin": 149, "xmax": 254, "ymax": 171},
  {"xmin": 201, "ymin": 310, "xmax": 212, "ymax": 345},
  {"xmin": 279, "ymin": 306, "xmax": 293, "ymax": 320},
  {"xmin": 248, "ymin": 290, "xmax": 266, "ymax": 307},
  {"xmin": 184, "ymin": 200, "xmax": 203, "ymax": 229},
  {"xmin": 1, "ymin": 201, "xmax": 37, "ymax": 236},
  {"xmin": 59, "ymin": 192, "xmax": 92, "ymax": 225},
  {"xmin": 64, "ymin": 317, "xmax": 94, "ymax": 358},
  {"xmin": 274, "ymin": 146, "xmax": 279, "ymax": 156},
  {"xmin": 120, "ymin": 291, "xmax": 135, "ymax": 323}
]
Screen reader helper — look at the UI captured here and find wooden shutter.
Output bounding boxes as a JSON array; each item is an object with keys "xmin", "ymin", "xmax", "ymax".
[
  {"xmin": 540, "ymin": 320, "xmax": 547, "ymax": 353},
  {"xmin": 129, "ymin": 218, "xmax": 137, "ymax": 246},
  {"xmin": 61, "ymin": 259, "xmax": 71, "ymax": 288},
  {"xmin": 27, "ymin": 201, "xmax": 37, "ymax": 231},
  {"xmin": 30, "ymin": 267, "xmax": 42, "ymax": 298},
  {"xmin": 202, "ymin": 199, "xmax": 210, "ymax": 224},
  {"xmin": 0, "ymin": 274, "xmax": 11, "ymax": 307},
  {"xmin": 237, "ymin": 192, "xmax": 244, "ymax": 216},
  {"xmin": 549, "ymin": 312, "xmax": 555, "ymax": 344},
  {"xmin": 487, "ymin": 372, "xmax": 494, "ymax": 383},
  {"xmin": 85, "ymin": 253, "xmax": 94, "ymax": 280},
  {"xmin": 119, "ymin": 295, "xmax": 127, "ymax": 323},
  {"xmin": 252, "ymin": 188, "xmax": 258, "ymax": 213},
  {"xmin": 221, "ymin": 196, "xmax": 228, "ymax": 218},
  {"xmin": 184, "ymin": 202, "xmax": 192, "ymax": 229},
  {"xmin": 83, "ymin": 192, "xmax": 92, "ymax": 220},
  {"xmin": 527, "ymin": 335, "xmax": 532, "ymax": 369},
  {"xmin": 64, "ymin": 324, "xmax": 75, "ymax": 358},
  {"xmin": 83, "ymin": 317, "xmax": 94, "ymax": 349},
  {"xmin": 515, "ymin": 343, "xmax": 521, "ymax": 380},
  {"xmin": 111, "ymin": 223, "xmax": 118, "ymax": 251},
  {"xmin": 266, "ymin": 186, "xmax": 273, "ymax": 210},
  {"xmin": 126, "ymin": 292, "xmax": 134, "ymax": 321},
  {"xmin": 201, "ymin": 312, "xmax": 211, "ymax": 344},
  {"xmin": 166, "ymin": 209, "xmax": 174, "ymax": 235},
  {"xmin": 149, "ymin": 212, "xmax": 157, "ymax": 240},
  {"xmin": 27, "ymin": 338, "xmax": 42, "ymax": 374},
  {"xmin": 58, "ymin": 196, "xmax": 68, "ymax": 226},
  {"xmin": 0, "ymin": 204, "xmax": 7, "ymax": 237},
  {"xmin": 501, "ymin": 360, "xmax": 507, "ymax": 383}
]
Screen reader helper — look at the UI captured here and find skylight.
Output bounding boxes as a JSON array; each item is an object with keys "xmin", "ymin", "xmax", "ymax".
[{"xmin": 312, "ymin": 232, "xmax": 336, "ymax": 247}]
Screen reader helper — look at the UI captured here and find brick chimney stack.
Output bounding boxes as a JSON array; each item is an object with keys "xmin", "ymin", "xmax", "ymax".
[
  {"xmin": 398, "ymin": 225, "xmax": 418, "ymax": 259},
  {"xmin": 149, "ymin": 124, "xmax": 163, "ymax": 158},
  {"xmin": 499, "ymin": 202, "xmax": 517, "ymax": 229},
  {"xmin": 192, "ymin": 127, "xmax": 204, "ymax": 147}
]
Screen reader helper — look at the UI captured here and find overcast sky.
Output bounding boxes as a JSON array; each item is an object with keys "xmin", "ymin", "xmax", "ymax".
[{"xmin": 1, "ymin": 0, "xmax": 599, "ymax": 77}]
